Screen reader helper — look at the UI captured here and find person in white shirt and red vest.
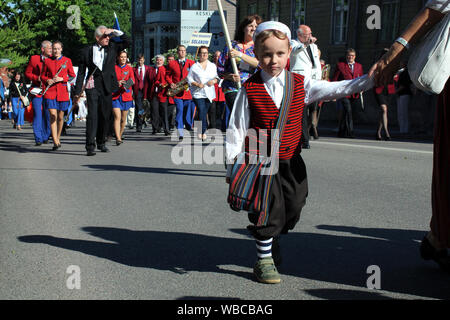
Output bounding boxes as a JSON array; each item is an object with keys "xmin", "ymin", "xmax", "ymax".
[
  {"xmin": 41, "ymin": 41, "xmax": 76, "ymax": 151},
  {"xmin": 226, "ymin": 21, "xmax": 374, "ymax": 284},
  {"xmin": 370, "ymin": 0, "xmax": 450, "ymax": 273},
  {"xmin": 133, "ymin": 54, "xmax": 155, "ymax": 133},
  {"xmin": 332, "ymin": 48, "xmax": 364, "ymax": 138}
]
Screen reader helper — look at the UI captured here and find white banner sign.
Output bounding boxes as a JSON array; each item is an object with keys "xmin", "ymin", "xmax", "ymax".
[
  {"xmin": 189, "ymin": 32, "xmax": 213, "ymax": 47},
  {"xmin": 180, "ymin": 10, "xmax": 226, "ymax": 53}
]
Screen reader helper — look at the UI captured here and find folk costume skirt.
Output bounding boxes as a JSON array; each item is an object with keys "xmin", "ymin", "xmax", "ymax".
[
  {"xmin": 247, "ymin": 154, "xmax": 308, "ymax": 241},
  {"xmin": 431, "ymin": 77, "xmax": 450, "ymax": 248}
]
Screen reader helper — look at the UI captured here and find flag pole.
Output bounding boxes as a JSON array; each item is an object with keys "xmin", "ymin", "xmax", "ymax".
[{"xmin": 215, "ymin": 0, "xmax": 241, "ymax": 89}]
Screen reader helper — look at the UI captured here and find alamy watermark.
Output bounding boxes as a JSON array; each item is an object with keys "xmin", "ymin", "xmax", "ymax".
[
  {"xmin": 170, "ymin": 122, "xmax": 281, "ymax": 175},
  {"xmin": 66, "ymin": 265, "xmax": 81, "ymax": 290},
  {"xmin": 366, "ymin": 265, "xmax": 381, "ymax": 289},
  {"xmin": 366, "ymin": 5, "xmax": 381, "ymax": 30},
  {"xmin": 66, "ymin": 5, "xmax": 81, "ymax": 30}
]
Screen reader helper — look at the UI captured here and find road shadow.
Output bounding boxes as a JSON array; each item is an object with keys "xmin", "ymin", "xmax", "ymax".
[
  {"xmin": 0, "ymin": 140, "xmax": 84, "ymax": 155},
  {"xmin": 0, "ymin": 126, "xmax": 85, "ymax": 155},
  {"xmin": 18, "ymin": 225, "xmax": 450, "ymax": 299},
  {"xmin": 82, "ymin": 164, "xmax": 225, "ymax": 178},
  {"xmin": 303, "ymin": 288, "xmax": 390, "ymax": 300},
  {"xmin": 316, "ymin": 125, "xmax": 433, "ymax": 145},
  {"xmin": 230, "ymin": 226, "xmax": 450, "ymax": 299},
  {"xmin": 18, "ymin": 227, "xmax": 254, "ymax": 281}
]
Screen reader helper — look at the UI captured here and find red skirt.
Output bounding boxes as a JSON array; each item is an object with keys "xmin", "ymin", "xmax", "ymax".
[{"xmin": 430, "ymin": 77, "xmax": 450, "ymax": 247}]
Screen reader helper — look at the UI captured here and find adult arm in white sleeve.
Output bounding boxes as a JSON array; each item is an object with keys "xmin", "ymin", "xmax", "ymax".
[
  {"xmin": 290, "ymin": 39, "xmax": 306, "ymax": 52},
  {"xmin": 304, "ymin": 74, "xmax": 375, "ymax": 105}
]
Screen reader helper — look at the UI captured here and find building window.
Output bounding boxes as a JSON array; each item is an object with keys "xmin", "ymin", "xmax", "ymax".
[
  {"xmin": 135, "ymin": 0, "xmax": 143, "ymax": 17},
  {"xmin": 161, "ymin": 36, "xmax": 178, "ymax": 53},
  {"xmin": 332, "ymin": 0, "xmax": 349, "ymax": 44},
  {"xmin": 380, "ymin": 0, "xmax": 399, "ymax": 42},
  {"xmin": 182, "ymin": 0, "xmax": 201, "ymax": 10},
  {"xmin": 293, "ymin": 0, "xmax": 306, "ymax": 30},
  {"xmin": 162, "ymin": 0, "xmax": 178, "ymax": 11},
  {"xmin": 149, "ymin": 0, "xmax": 162, "ymax": 12},
  {"xmin": 135, "ymin": 36, "xmax": 143, "ymax": 59},
  {"xmin": 145, "ymin": 38, "xmax": 150, "ymax": 62},
  {"xmin": 269, "ymin": 0, "xmax": 280, "ymax": 21},
  {"xmin": 248, "ymin": 2, "xmax": 257, "ymax": 15}
]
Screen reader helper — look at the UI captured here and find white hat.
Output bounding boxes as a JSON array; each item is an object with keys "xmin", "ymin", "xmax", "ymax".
[{"xmin": 253, "ymin": 21, "xmax": 292, "ymax": 42}]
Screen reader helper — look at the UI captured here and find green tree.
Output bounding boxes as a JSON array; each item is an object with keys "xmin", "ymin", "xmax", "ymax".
[
  {"xmin": 0, "ymin": 0, "xmax": 131, "ymax": 68},
  {"xmin": 0, "ymin": 13, "xmax": 37, "ymax": 70}
]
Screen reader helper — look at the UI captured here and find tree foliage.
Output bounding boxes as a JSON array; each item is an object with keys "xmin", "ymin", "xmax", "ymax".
[
  {"xmin": 0, "ymin": 0, "xmax": 131, "ymax": 71},
  {"xmin": 0, "ymin": 12, "xmax": 36, "ymax": 70}
]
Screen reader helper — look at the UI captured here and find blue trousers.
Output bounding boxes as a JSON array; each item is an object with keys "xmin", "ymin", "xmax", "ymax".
[
  {"xmin": 66, "ymin": 99, "xmax": 73, "ymax": 126},
  {"xmin": 174, "ymin": 98, "xmax": 195, "ymax": 136},
  {"xmin": 217, "ymin": 101, "xmax": 229, "ymax": 131},
  {"xmin": 12, "ymin": 97, "xmax": 25, "ymax": 126},
  {"xmin": 192, "ymin": 98, "xmax": 211, "ymax": 134},
  {"xmin": 32, "ymin": 96, "xmax": 51, "ymax": 143}
]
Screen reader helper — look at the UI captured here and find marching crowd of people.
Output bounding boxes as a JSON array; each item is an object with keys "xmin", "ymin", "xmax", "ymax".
[
  {"xmin": 0, "ymin": 16, "xmax": 425, "ymax": 153},
  {"xmin": 0, "ymin": 0, "xmax": 448, "ymax": 285}
]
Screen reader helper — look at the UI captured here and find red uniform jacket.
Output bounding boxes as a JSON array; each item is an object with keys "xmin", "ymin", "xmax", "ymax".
[
  {"xmin": 153, "ymin": 66, "xmax": 174, "ymax": 104},
  {"xmin": 374, "ymin": 84, "xmax": 396, "ymax": 95},
  {"xmin": 375, "ymin": 74, "xmax": 398, "ymax": 95},
  {"xmin": 25, "ymin": 55, "xmax": 47, "ymax": 96},
  {"xmin": 213, "ymin": 83, "xmax": 225, "ymax": 102},
  {"xmin": 165, "ymin": 59, "xmax": 195, "ymax": 100},
  {"xmin": 144, "ymin": 66, "xmax": 157, "ymax": 100},
  {"xmin": 133, "ymin": 65, "xmax": 151, "ymax": 99},
  {"xmin": 41, "ymin": 56, "xmax": 76, "ymax": 101},
  {"xmin": 113, "ymin": 64, "xmax": 135, "ymax": 101},
  {"xmin": 332, "ymin": 61, "xmax": 364, "ymax": 99}
]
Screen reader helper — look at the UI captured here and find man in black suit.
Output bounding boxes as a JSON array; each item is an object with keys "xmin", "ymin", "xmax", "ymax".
[{"xmin": 74, "ymin": 25, "xmax": 129, "ymax": 156}]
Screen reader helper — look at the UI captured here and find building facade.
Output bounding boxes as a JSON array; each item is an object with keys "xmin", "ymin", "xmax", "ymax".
[
  {"xmin": 239, "ymin": 0, "xmax": 434, "ymax": 130},
  {"xmin": 131, "ymin": 0, "xmax": 237, "ymax": 63},
  {"xmin": 130, "ymin": 0, "xmax": 435, "ymax": 131},
  {"xmin": 239, "ymin": 0, "xmax": 427, "ymax": 69}
]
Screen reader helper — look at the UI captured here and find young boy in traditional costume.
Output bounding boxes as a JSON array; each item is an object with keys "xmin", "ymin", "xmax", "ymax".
[{"xmin": 226, "ymin": 21, "xmax": 374, "ymax": 284}]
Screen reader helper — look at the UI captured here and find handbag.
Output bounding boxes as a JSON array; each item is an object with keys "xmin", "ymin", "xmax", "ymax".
[
  {"xmin": 227, "ymin": 71, "xmax": 295, "ymax": 226},
  {"xmin": 29, "ymin": 87, "xmax": 43, "ymax": 96},
  {"xmin": 408, "ymin": 12, "xmax": 450, "ymax": 95},
  {"xmin": 15, "ymin": 82, "xmax": 30, "ymax": 107}
]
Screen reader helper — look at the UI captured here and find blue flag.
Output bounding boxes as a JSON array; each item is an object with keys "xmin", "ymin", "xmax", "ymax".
[{"xmin": 111, "ymin": 12, "xmax": 122, "ymax": 43}]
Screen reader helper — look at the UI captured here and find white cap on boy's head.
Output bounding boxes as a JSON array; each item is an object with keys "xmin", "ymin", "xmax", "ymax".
[{"xmin": 253, "ymin": 21, "xmax": 292, "ymax": 42}]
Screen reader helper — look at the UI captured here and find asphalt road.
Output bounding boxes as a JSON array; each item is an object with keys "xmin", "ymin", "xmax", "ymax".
[{"xmin": 1, "ymin": 120, "xmax": 449, "ymax": 300}]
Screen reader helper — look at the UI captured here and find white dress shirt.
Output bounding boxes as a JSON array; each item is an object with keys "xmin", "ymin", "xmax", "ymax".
[
  {"xmin": 225, "ymin": 69, "xmax": 374, "ymax": 175},
  {"xmin": 348, "ymin": 62, "xmax": 355, "ymax": 73},
  {"xmin": 137, "ymin": 65, "xmax": 146, "ymax": 81},
  {"xmin": 93, "ymin": 44, "xmax": 105, "ymax": 71},
  {"xmin": 187, "ymin": 60, "xmax": 218, "ymax": 102}
]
